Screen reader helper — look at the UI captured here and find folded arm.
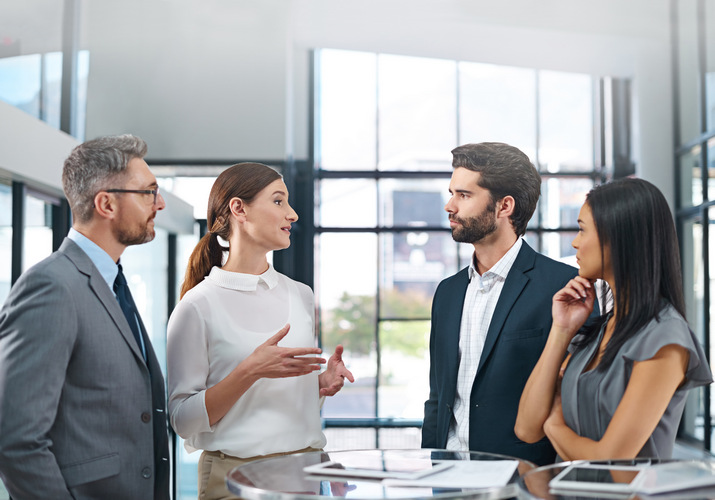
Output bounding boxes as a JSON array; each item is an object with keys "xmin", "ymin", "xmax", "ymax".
[
  {"xmin": 544, "ymin": 343, "xmax": 688, "ymax": 460},
  {"xmin": 515, "ymin": 276, "xmax": 595, "ymax": 443}
]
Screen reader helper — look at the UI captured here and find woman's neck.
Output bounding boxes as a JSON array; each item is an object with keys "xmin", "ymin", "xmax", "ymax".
[{"xmin": 221, "ymin": 246, "xmax": 269, "ymax": 275}]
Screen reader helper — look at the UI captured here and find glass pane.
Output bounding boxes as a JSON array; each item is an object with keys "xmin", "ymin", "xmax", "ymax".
[
  {"xmin": 323, "ymin": 428, "xmax": 377, "ymax": 451},
  {"xmin": 541, "ymin": 231, "xmax": 578, "ymax": 262},
  {"xmin": 379, "ymin": 232, "xmax": 456, "ymax": 319},
  {"xmin": 680, "ymin": 216, "xmax": 705, "ymax": 441},
  {"xmin": 121, "ymin": 228, "xmax": 169, "ymax": 374},
  {"xmin": 42, "ymin": 52, "xmax": 62, "ymax": 129},
  {"xmin": 377, "ymin": 428, "xmax": 422, "ymax": 449},
  {"xmin": 678, "ymin": 0, "xmax": 701, "ymax": 143},
  {"xmin": 0, "ymin": 54, "xmax": 41, "ymax": 118},
  {"xmin": 524, "ymin": 232, "xmax": 539, "ymax": 254},
  {"xmin": 459, "ymin": 62, "xmax": 536, "ymax": 157},
  {"xmin": 539, "ymin": 71, "xmax": 593, "ymax": 172},
  {"xmin": 377, "ymin": 54, "xmax": 456, "ymax": 171},
  {"xmin": 75, "ymin": 50, "xmax": 91, "ymax": 141},
  {"xmin": 176, "ymin": 436, "xmax": 200, "ymax": 500},
  {"xmin": 540, "ymin": 177, "xmax": 593, "ymax": 229},
  {"xmin": 708, "ymin": 206, "xmax": 715, "ymax": 440},
  {"xmin": 708, "ymin": 138, "xmax": 715, "ymax": 202},
  {"xmin": 318, "ymin": 233, "xmax": 377, "ymax": 418},
  {"xmin": 158, "ymin": 176, "xmax": 225, "ymax": 219},
  {"xmin": 23, "ymin": 193, "xmax": 54, "ymax": 272},
  {"xmin": 681, "ymin": 146, "xmax": 703, "ymax": 207},
  {"xmin": 377, "ymin": 178, "xmax": 450, "ymax": 227},
  {"xmin": 377, "ymin": 320, "xmax": 430, "ymax": 419},
  {"xmin": 707, "ymin": 0, "xmax": 715, "ymax": 134},
  {"xmin": 0, "ymin": 183, "xmax": 11, "ymax": 303},
  {"xmin": 319, "ymin": 178, "xmax": 377, "ymax": 228},
  {"xmin": 319, "ymin": 49, "xmax": 377, "ymax": 170}
]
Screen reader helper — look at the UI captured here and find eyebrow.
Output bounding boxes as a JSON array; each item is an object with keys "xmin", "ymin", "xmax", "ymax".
[{"xmin": 272, "ymin": 190, "xmax": 287, "ymax": 197}]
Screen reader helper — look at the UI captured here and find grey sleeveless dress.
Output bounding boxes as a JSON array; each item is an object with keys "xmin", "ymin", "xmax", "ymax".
[{"xmin": 561, "ymin": 304, "xmax": 712, "ymax": 459}]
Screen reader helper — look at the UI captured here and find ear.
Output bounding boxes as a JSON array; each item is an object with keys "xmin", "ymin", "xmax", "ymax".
[
  {"xmin": 495, "ymin": 195, "xmax": 515, "ymax": 220},
  {"xmin": 229, "ymin": 197, "xmax": 247, "ymax": 222},
  {"xmin": 93, "ymin": 191, "xmax": 119, "ymax": 221}
]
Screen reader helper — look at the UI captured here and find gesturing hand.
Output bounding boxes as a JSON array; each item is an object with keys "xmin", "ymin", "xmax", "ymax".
[
  {"xmin": 552, "ymin": 276, "xmax": 596, "ymax": 340},
  {"xmin": 247, "ymin": 324, "xmax": 326, "ymax": 380},
  {"xmin": 319, "ymin": 345, "xmax": 355, "ymax": 397}
]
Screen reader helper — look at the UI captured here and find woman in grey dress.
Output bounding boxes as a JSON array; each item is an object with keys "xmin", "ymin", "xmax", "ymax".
[{"xmin": 515, "ymin": 178, "xmax": 712, "ymax": 460}]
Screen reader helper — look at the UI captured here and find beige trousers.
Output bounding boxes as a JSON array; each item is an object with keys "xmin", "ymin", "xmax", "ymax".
[{"xmin": 198, "ymin": 447, "xmax": 321, "ymax": 500}]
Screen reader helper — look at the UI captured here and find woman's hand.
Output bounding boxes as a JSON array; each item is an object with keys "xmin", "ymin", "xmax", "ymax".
[
  {"xmin": 319, "ymin": 345, "xmax": 355, "ymax": 397},
  {"xmin": 552, "ymin": 276, "xmax": 596, "ymax": 339},
  {"xmin": 246, "ymin": 324, "xmax": 326, "ymax": 380}
]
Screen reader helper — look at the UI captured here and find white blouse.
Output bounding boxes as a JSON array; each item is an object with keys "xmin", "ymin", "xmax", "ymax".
[{"xmin": 167, "ymin": 265, "xmax": 326, "ymax": 458}]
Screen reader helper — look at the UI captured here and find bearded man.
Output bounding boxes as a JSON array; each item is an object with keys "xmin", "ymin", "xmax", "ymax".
[{"xmin": 421, "ymin": 142, "xmax": 584, "ymax": 466}]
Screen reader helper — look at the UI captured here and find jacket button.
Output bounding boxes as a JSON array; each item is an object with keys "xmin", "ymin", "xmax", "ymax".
[
  {"xmin": 142, "ymin": 467, "xmax": 152, "ymax": 479},
  {"xmin": 141, "ymin": 412, "xmax": 151, "ymax": 423}
]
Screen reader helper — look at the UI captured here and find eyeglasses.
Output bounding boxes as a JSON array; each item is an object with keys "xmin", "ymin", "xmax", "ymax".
[{"xmin": 105, "ymin": 187, "xmax": 160, "ymax": 205}]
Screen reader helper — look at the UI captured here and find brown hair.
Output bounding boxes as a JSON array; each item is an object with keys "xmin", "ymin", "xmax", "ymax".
[
  {"xmin": 451, "ymin": 142, "xmax": 541, "ymax": 236},
  {"xmin": 180, "ymin": 163, "xmax": 282, "ymax": 298}
]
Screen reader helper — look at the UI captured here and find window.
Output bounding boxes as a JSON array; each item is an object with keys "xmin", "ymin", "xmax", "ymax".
[
  {"xmin": 0, "ymin": 183, "xmax": 11, "ymax": 303},
  {"xmin": 315, "ymin": 49, "xmax": 612, "ymax": 449},
  {"xmin": 0, "ymin": 50, "xmax": 90, "ymax": 140},
  {"xmin": 672, "ymin": 0, "xmax": 715, "ymax": 451}
]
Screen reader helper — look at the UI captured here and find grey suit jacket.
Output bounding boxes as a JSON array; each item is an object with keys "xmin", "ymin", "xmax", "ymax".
[{"xmin": 0, "ymin": 238, "xmax": 169, "ymax": 500}]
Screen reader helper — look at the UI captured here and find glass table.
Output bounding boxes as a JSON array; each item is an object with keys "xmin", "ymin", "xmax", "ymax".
[
  {"xmin": 227, "ymin": 448, "xmax": 536, "ymax": 499},
  {"xmin": 516, "ymin": 459, "xmax": 715, "ymax": 500}
]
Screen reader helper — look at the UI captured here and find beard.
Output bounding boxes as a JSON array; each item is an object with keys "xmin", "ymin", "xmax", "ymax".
[
  {"xmin": 450, "ymin": 202, "xmax": 497, "ymax": 244},
  {"xmin": 117, "ymin": 215, "xmax": 157, "ymax": 246}
]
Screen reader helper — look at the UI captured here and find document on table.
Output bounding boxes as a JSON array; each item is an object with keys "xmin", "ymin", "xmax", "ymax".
[{"xmin": 381, "ymin": 460, "xmax": 519, "ymax": 489}]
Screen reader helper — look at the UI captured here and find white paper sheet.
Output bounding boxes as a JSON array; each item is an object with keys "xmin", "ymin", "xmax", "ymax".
[{"xmin": 381, "ymin": 460, "xmax": 519, "ymax": 489}]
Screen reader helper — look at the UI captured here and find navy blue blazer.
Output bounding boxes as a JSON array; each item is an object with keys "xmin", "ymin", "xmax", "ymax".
[{"xmin": 421, "ymin": 242, "xmax": 579, "ymax": 466}]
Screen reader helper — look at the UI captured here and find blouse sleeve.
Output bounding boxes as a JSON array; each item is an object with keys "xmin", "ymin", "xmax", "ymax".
[
  {"xmin": 621, "ymin": 312, "xmax": 713, "ymax": 390},
  {"xmin": 166, "ymin": 297, "xmax": 213, "ymax": 438}
]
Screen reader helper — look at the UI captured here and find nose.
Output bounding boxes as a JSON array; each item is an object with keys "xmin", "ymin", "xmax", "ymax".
[
  {"xmin": 444, "ymin": 197, "xmax": 455, "ymax": 213},
  {"xmin": 287, "ymin": 204, "xmax": 298, "ymax": 222},
  {"xmin": 156, "ymin": 192, "xmax": 166, "ymax": 211},
  {"xmin": 571, "ymin": 233, "xmax": 579, "ymax": 249}
]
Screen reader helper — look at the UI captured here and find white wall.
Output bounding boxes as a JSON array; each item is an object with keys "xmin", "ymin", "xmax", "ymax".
[
  {"xmin": 0, "ymin": 100, "xmax": 77, "ymax": 193},
  {"xmin": 1, "ymin": 0, "xmax": 677, "ymax": 200},
  {"xmin": 83, "ymin": 0, "xmax": 292, "ymax": 161}
]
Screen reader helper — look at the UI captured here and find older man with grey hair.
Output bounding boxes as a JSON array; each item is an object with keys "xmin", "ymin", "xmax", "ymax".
[{"xmin": 0, "ymin": 135, "xmax": 170, "ymax": 499}]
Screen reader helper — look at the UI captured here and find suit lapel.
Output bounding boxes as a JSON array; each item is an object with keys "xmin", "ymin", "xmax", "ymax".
[
  {"xmin": 59, "ymin": 239, "xmax": 148, "ymax": 365},
  {"xmin": 444, "ymin": 269, "xmax": 470, "ymax": 395},
  {"xmin": 476, "ymin": 242, "xmax": 536, "ymax": 375}
]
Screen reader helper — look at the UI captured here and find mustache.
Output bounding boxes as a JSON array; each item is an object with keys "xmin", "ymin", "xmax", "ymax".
[{"xmin": 448, "ymin": 214, "xmax": 462, "ymax": 224}]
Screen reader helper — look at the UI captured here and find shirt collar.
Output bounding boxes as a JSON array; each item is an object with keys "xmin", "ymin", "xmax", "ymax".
[
  {"xmin": 68, "ymin": 227, "xmax": 119, "ymax": 292},
  {"xmin": 468, "ymin": 237, "xmax": 523, "ymax": 282},
  {"xmin": 207, "ymin": 264, "xmax": 279, "ymax": 291}
]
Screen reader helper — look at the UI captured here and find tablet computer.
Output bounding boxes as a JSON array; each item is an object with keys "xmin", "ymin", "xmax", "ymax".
[
  {"xmin": 303, "ymin": 459, "xmax": 453, "ymax": 480},
  {"xmin": 548, "ymin": 463, "xmax": 644, "ymax": 495}
]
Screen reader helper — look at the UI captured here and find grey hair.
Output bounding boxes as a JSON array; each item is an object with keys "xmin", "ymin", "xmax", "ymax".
[{"xmin": 62, "ymin": 134, "xmax": 148, "ymax": 223}]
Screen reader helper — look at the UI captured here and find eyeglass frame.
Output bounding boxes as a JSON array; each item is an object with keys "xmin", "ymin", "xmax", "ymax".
[{"xmin": 104, "ymin": 187, "xmax": 160, "ymax": 205}]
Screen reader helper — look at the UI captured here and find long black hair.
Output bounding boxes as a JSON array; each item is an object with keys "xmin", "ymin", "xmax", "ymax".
[{"xmin": 574, "ymin": 178, "xmax": 685, "ymax": 369}]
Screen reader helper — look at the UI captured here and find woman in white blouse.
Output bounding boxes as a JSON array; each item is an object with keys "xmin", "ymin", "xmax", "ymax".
[{"xmin": 167, "ymin": 163, "xmax": 353, "ymax": 500}]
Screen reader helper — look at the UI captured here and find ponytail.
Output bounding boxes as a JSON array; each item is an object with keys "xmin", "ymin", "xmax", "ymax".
[{"xmin": 180, "ymin": 231, "xmax": 226, "ymax": 298}]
